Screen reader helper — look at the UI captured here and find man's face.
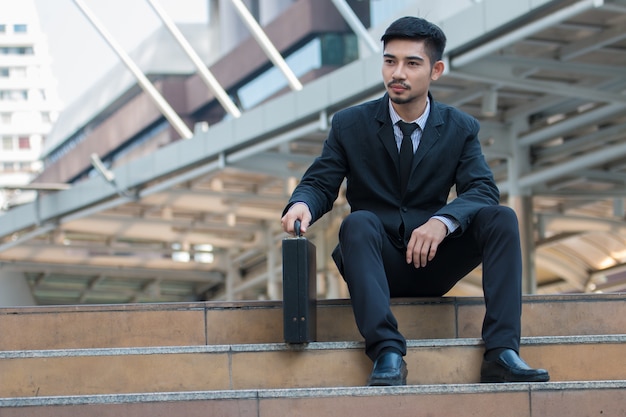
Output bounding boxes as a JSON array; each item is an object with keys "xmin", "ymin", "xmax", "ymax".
[{"xmin": 382, "ymin": 38, "xmax": 444, "ymax": 107}]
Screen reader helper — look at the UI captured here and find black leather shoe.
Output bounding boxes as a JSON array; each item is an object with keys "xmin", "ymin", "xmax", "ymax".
[
  {"xmin": 367, "ymin": 352, "xmax": 407, "ymax": 386},
  {"xmin": 480, "ymin": 349, "xmax": 550, "ymax": 383}
]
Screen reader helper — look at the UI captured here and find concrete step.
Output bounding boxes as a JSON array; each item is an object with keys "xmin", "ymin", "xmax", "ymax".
[
  {"xmin": 1, "ymin": 294, "xmax": 624, "ymax": 350},
  {"xmin": 0, "ymin": 380, "xmax": 624, "ymax": 417},
  {"xmin": 1, "ymin": 335, "xmax": 624, "ymax": 397}
]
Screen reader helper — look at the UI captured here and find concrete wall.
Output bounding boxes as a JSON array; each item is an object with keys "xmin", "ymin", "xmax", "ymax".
[{"xmin": 0, "ymin": 270, "xmax": 36, "ymax": 306}]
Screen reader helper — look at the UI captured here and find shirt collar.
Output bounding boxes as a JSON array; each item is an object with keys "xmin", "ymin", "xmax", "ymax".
[{"xmin": 388, "ymin": 96, "xmax": 430, "ymax": 131}]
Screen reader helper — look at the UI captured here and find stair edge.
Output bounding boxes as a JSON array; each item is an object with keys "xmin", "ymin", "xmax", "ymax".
[
  {"xmin": 1, "ymin": 334, "xmax": 624, "ymax": 358},
  {"xmin": 2, "ymin": 380, "xmax": 625, "ymax": 408}
]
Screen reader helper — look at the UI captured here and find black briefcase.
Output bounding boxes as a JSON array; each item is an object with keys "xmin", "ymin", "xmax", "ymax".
[{"xmin": 282, "ymin": 220, "xmax": 317, "ymax": 343}]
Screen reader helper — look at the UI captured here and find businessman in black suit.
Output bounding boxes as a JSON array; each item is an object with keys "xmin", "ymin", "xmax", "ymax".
[{"xmin": 281, "ymin": 16, "xmax": 549, "ymax": 385}]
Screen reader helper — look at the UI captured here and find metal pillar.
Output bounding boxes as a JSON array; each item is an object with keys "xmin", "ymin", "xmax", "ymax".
[
  {"xmin": 506, "ymin": 122, "xmax": 537, "ymax": 294},
  {"xmin": 0, "ymin": 270, "xmax": 36, "ymax": 306},
  {"xmin": 146, "ymin": 0, "xmax": 242, "ymax": 119},
  {"xmin": 226, "ymin": 249, "xmax": 240, "ymax": 301},
  {"xmin": 72, "ymin": 0, "xmax": 194, "ymax": 139},
  {"xmin": 229, "ymin": 0, "xmax": 302, "ymax": 91},
  {"xmin": 265, "ymin": 224, "xmax": 279, "ymax": 300},
  {"xmin": 511, "ymin": 195, "xmax": 537, "ymax": 294}
]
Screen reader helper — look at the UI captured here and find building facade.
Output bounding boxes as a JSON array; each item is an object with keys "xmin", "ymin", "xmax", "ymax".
[{"xmin": 0, "ymin": 0, "xmax": 60, "ymax": 211}]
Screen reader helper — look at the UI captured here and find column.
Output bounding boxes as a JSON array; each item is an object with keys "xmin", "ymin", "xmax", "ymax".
[
  {"xmin": 506, "ymin": 121, "xmax": 537, "ymax": 294},
  {"xmin": 0, "ymin": 270, "xmax": 36, "ymax": 306}
]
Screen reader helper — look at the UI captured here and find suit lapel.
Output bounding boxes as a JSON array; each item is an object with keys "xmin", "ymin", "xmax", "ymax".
[
  {"xmin": 375, "ymin": 95, "xmax": 400, "ymax": 167},
  {"xmin": 411, "ymin": 99, "xmax": 444, "ymax": 173}
]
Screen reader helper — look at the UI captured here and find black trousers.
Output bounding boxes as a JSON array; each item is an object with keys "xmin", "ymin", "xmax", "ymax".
[{"xmin": 332, "ymin": 206, "xmax": 522, "ymax": 361}]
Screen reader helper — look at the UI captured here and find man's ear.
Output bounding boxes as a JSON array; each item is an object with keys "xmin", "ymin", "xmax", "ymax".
[{"xmin": 431, "ymin": 60, "xmax": 445, "ymax": 81}]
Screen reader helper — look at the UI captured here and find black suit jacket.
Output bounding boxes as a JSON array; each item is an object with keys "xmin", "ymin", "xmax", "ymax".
[{"xmin": 287, "ymin": 93, "xmax": 500, "ymax": 245}]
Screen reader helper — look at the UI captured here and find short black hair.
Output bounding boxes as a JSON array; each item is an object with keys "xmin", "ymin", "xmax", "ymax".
[{"xmin": 381, "ymin": 16, "xmax": 447, "ymax": 64}]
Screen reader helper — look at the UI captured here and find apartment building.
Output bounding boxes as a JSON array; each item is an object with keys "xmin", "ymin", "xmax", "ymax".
[{"xmin": 0, "ymin": 0, "xmax": 60, "ymax": 210}]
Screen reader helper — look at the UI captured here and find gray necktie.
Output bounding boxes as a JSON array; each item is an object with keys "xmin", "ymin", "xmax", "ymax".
[{"xmin": 397, "ymin": 121, "xmax": 418, "ymax": 192}]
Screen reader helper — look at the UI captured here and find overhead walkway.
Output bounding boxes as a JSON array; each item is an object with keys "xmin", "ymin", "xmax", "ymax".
[{"xmin": 0, "ymin": 0, "xmax": 626, "ymax": 304}]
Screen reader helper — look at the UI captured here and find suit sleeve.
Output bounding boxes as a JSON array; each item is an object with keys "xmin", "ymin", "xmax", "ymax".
[
  {"xmin": 434, "ymin": 116, "xmax": 500, "ymax": 233},
  {"xmin": 283, "ymin": 115, "xmax": 349, "ymax": 224}
]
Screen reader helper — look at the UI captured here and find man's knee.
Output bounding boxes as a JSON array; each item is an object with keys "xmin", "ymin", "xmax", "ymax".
[
  {"xmin": 339, "ymin": 210, "xmax": 383, "ymax": 242},
  {"xmin": 474, "ymin": 205, "xmax": 520, "ymax": 240},
  {"xmin": 334, "ymin": 211, "xmax": 386, "ymax": 278},
  {"xmin": 477, "ymin": 205, "xmax": 518, "ymax": 226}
]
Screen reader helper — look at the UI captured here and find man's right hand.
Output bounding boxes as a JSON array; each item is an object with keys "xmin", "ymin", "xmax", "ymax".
[{"xmin": 281, "ymin": 202, "xmax": 312, "ymax": 235}]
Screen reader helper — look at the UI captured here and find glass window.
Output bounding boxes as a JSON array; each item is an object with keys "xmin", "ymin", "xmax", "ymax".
[
  {"xmin": 18, "ymin": 136, "xmax": 30, "ymax": 149},
  {"xmin": 2, "ymin": 136, "xmax": 13, "ymax": 150},
  {"xmin": 0, "ymin": 25, "xmax": 6, "ymax": 33},
  {"xmin": 19, "ymin": 162, "xmax": 33, "ymax": 171},
  {"xmin": 13, "ymin": 90, "xmax": 27, "ymax": 101},
  {"xmin": 0, "ymin": 47, "xmax": 32, "ymax": 55},
  {"xmin": 236, "ymin": 33, "xmax": 358, "ymax": 110},
  {"xmin": 0, "ymin": 113, "xmax": 10, "ymax": 124},
  {"xmin": 237, "ymin": 38, "xmax": 322, "ymax": 109},
  {"xmin": 1, "ymin": 90, "xmax": 28, "ymax": 101},
  {"xmin": 13, "ymin": 24, "xmax": 27, "ymax": 33},
  {"xmin": 11, "ymin": 67, "xmax": 27, "ymax": 78},
  {"xmin": 8, "ymin": 47, "xmax": 33, "ymax": 55},
  {"xmin": 320, "ymin": 33, "xmax": 358, "ymax": 66},
  {"xmin": 0, "ymin": 68, "xmax": 8, "ymax": 77}
]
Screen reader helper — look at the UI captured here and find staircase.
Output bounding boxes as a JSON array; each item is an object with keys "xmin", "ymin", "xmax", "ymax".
[{"xmin": 0, "ymin": 294, "xmax": 624, "ymax": 416}]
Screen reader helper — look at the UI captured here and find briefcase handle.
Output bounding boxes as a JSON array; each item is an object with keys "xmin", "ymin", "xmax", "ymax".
[{"xmin": 294, "ymin": 219, "xmax": 302, "ymax": 237}]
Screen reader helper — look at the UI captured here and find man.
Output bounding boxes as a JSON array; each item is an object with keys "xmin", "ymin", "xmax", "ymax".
[{"xmin": 280, "ymin": 16, "xmax": 549, "ymax": 386}]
